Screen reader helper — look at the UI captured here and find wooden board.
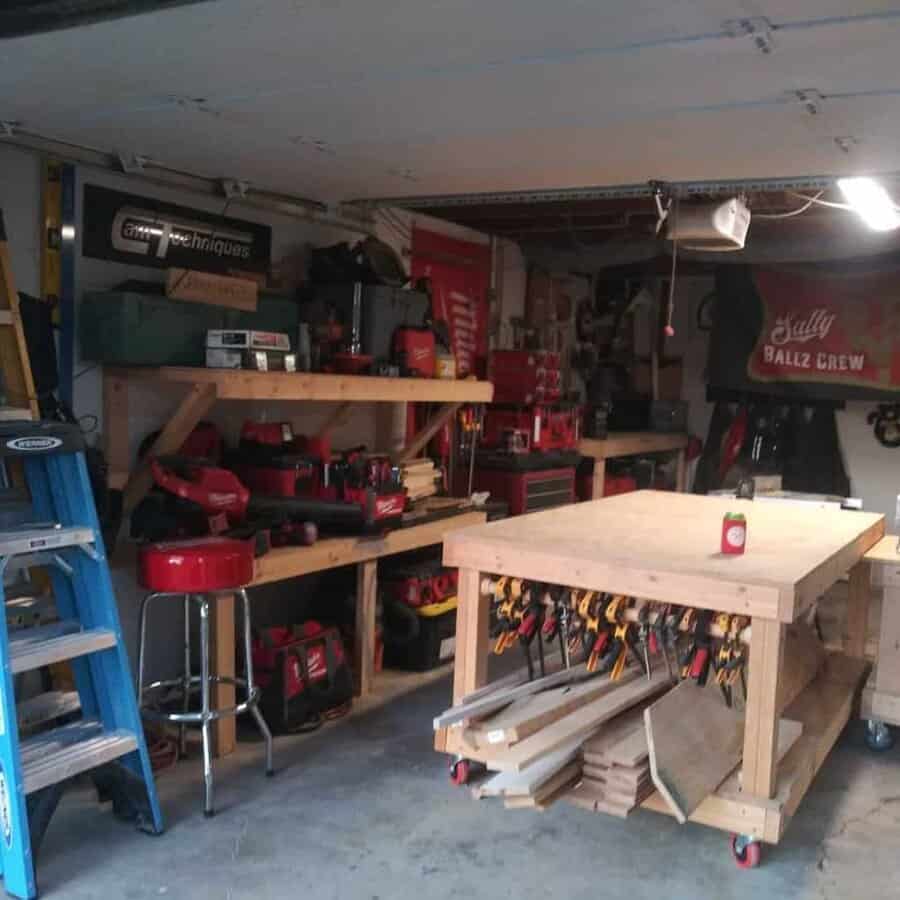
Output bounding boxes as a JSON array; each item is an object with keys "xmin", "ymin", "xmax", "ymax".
[
  {"xmin": 473, "ymin": 735, "xmax": 584, "ymax": 799},
  {"xmin": 469, "ymin": 668, "xmax": 641, "ymax": 746},
  {"xmin": 865, "ymin": 535, "xmax": 900, "ymax": 565},
  {"xmin": 113, "ymin": 366, "xmax": 494, "ymax": 404},
  {"xmin": 581, "ymin": 701, "xmax": 654, "ymax": 766},
  {"xmin": 444, "ymin": 491, "xmax": 884, "ymax": 623},
  {"xmin": 434, "ymin": 662, "xmax": 588, "ymax": 730},
  {"xmin": 579, "ymin": 432, "xmax": 688, "ymax": 460},
  {"xmin": 503, "ymin": 762, "xmax": 581, "ymax": 809},
  {"xmin": 255, "ymin": 511, "xmax": 486, "ymax": 586},
  {"xmin": 645, "ymin": 680, "xmax": 745, "ymax": 824},
  {"xmin": 485, "ymin": 669, "xmax": 672, "ymax": 772},
  {"xmin": 166, "ymin": 268, "xmax": 258, "ymax": 311}
]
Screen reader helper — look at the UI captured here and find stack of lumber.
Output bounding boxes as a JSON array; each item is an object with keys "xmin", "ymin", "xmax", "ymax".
[
  {"xmin": 437, "ymin": 664, "xmax": 674, "ymax": 810},
  {"xmin": 566, "ymin": 700, "xmax": 655, "ymax": 817},
  {"xmin": 402, "ymin": 458, "xmax": 442, "ymax": 501}
]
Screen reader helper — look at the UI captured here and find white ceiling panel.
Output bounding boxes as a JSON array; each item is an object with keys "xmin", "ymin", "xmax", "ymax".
[{"xmin": 2, "ymin": 1, "xmax": 900, "ymax": 202}]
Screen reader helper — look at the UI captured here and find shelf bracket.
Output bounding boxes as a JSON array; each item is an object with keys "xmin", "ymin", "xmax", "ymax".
[{"xmin": 122, "ymin": 382, "xmax": 217, "ymax": 512}]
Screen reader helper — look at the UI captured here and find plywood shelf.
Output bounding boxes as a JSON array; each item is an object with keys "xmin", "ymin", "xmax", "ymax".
[
  {"xmin": 111, "ymin": 365, "xmax": 494, "ymax": 404},
  {"xmin": 252, "ymin": 510, "xmax": 486, "ymax": 585},
  {"xmin": 578, "ymin": 432, "xmax": 688, "ymax": 459}
]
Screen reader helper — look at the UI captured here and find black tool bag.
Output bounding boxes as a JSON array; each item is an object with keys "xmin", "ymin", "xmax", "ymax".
[{"xmin": 251, "ymin": 624, "xmax": 353, "ymax": 733}]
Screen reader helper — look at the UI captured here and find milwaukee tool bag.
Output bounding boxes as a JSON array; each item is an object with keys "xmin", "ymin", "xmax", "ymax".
[{"xmin": 251, "ymin": 623, "xmax": 353, "ymax": 733}]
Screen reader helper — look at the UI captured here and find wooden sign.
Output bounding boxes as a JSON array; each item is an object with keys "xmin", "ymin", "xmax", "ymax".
[{"xmin": 166, "ymin": 268, "xmax": 258, "ymax": 312}]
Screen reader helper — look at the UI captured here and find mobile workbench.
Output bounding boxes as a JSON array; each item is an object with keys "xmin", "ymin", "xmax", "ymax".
[{"xmin": 437, "ymin": 491, "xmax": 884, "ymax": 861}]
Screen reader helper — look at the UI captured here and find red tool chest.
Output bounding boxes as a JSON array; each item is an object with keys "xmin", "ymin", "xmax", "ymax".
[
  {"xmin": 490, "ymin": 350, "xmax": 562, "ymax": 404},
  {"xmin": 482, "ymin": 404, "xmax": 580, "ymax": 453},
  {"xmin": 469, "ymin": 466, "xmax": 575, "ymax": 516}
]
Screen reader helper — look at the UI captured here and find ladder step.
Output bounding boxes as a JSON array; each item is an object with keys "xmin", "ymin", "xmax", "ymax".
[
  {"xmin": 9, "ymin": 621, "xmax": 117, "ymax": 673},
  {"xmin": 17, "ymin": 691, "xmax": 81, "ymax": 732},
  {"xmin": 0, "ymin": 525, "xmax": 95, "ymax": 557},
  {"xmin": 20, "ymin": 720, "xmax": 138, "ymax": 794}
]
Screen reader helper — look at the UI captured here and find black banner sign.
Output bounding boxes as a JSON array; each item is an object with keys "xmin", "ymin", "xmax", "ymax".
[{"xmin": 82, "ymin": 185, "xmax": 272, "ymax": 273}]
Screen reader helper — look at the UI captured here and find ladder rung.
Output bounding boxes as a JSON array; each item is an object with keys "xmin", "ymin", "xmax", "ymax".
[
  {"xmin": 17, "ymin": 690, "xmax": 80, "ymax": 731},
  {"xmin": 20, "ymin": 720, "xmax": 138, "ymax": 794},
  {"xmin": 0, "ymin": 408, "xmax": 33, "ymax": 422},
  {"xmin": 9, "ymin": 621, "xmax": 117, "ymax": 673},
  {"xmin": 0, "ymin": 525, "xmax": 95, "ymax": 558}
]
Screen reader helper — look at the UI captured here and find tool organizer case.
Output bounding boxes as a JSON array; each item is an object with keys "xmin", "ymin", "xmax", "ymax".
[{"xmin": 384, "ymin": 597, "xmax": 458, "ymax": 672}]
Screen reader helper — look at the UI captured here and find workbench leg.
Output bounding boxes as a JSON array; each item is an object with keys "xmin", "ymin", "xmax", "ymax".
[
  {"xmin": 591, "ymin": 459, "xmax": 606, "ymax": 500},
  {"xmin": 675, "ymin": 449, "xmax": 687, "ymax": 492},
  {"xmin": 742, "ymin": 618, "xmax": 785, "ymax": 799},
  {"xmin": 452, "ymin": 569, "xmax": 489, "ymax": 704},
  {"xmin": 210, "ymin": 593, "xmax": 236, "ymax": 758},
  {"xmin": 875, "ymin": 574, "xmax": 900, "ymax": 696},
  {"xmin": 102, "ymin": 370, "xmax": 130, "ymax": 492},
  {"xmin": 846, "ymin": 559, "xmax": 871, "ymax": 659},
  {"xmin": 354, "ymin": 560, "xmax": 377, "ymax": 697}
]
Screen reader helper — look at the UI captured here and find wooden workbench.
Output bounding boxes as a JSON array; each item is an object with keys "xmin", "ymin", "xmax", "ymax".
[
  {"xmin": 861, "ymin": 536, "xmax": 900, "ymax": 732},
  {"xmin": 439, "ymin": 491, "xmax": 883, "ymax": 848},
  {"xmin": 578, "ymin": 433, "xmax": 688, "ymax": 498},
  {"xmin": 102, "ymin": 365, "xmax": 493, "ymax": 755}
]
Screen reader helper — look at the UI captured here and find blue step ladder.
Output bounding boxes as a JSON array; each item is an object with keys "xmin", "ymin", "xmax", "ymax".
[{"xmin": 0, "ymin": 420, "xmax": 163, "ymax": 899}]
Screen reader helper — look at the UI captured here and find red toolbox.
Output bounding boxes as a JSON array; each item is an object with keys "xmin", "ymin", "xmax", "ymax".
[
  {"xmin": 469, "ymin": 466, "xmax": 575, "ymax": 516},
  {"xmin": 482, "ymin": 404, "xmax": 580, "ymax": 452}
]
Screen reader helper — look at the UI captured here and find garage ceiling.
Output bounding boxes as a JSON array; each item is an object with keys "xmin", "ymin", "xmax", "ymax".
[{"xmin": 2, "ymin": 2, "xmax": 900, "ymax": 209}]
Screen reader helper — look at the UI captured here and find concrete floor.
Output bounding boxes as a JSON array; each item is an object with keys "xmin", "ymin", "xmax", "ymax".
[{"xmin": 35, "ymin": 674, "xmax": 900, "ymax": 900}]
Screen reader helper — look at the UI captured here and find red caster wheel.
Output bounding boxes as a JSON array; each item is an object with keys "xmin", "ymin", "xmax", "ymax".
[
  {"xmin": 730, "ymin": 834, "xmax": 761, "ymax": 869},
  {"xmin": 449, "ymin": 759, "xmax": 471, "ymax": 786}
]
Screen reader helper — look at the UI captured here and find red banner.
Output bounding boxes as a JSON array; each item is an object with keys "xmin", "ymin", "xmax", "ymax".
[
  {"xmin": 748, "ymin": 267, "xmax": 900, "ymax": 392},
  {"xmin": 410, "ymin": 227, "xmax": 490, "ymax": 378}
]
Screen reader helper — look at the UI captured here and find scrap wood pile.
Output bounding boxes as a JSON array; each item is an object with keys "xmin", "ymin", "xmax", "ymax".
[
  {"xmin": 437, "ymin": 664, "xmax": 672, "ymax": 815},
  {"xmin": 435, "ymin": 575, "xmax": 821, "ymax": 821}
]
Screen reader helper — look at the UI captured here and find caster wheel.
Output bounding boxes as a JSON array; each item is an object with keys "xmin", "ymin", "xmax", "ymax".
[
  {"xmin": 449, "ymin": 759, "xmax": 471, "ymax": 786},
  {"xmin": 865, "ymin": 719, "xmax": 894, "ymax": 752},
  {"xmin": 730, "ymin": 834, "xmax": 761, "ymax": 869}
]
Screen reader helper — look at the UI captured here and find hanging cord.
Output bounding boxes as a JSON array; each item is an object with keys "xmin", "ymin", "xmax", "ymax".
[
  {"xmin": 664, "ymin": 195, "xmax": 679, "ymax": 337},
  {"xmin": 753, "ymin": 191, "xmax": 824, "ymax": 219}
]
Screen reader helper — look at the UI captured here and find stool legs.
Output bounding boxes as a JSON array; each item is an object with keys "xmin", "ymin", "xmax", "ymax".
[
  {"xmin": 181, "ymin": 594, "xmax": 191, "ymax": 758},
  {"xmin": 137, "ymin": 588, "xmax": 274, "ymax": 819},
  {"xmin": 239, "ymin": 589, "xmax": 273, "ymax": 776},
  {"xmin": 199, "ymin": 597, "xmax": 215, "ymax": 816}
]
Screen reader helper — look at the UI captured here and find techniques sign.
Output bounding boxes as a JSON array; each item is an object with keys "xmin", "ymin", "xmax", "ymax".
[{"xmin": 82, "ymin": 184, "xmax": 272, "ymax": 273}]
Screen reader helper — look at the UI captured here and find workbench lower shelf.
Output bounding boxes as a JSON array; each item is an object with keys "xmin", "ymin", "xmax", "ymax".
[
  {"xmin": 441, "ymin": 653, "xmax": 867, "ymax": 849},
  {"xmin": 639, "ymin": 654, "xmax": 867, "ymax": 844}
]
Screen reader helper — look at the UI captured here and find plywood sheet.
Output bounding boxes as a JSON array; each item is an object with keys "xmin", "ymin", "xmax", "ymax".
[{"xmin": 645, "ymin": 680, "xmax": 745, "ymax": 824}]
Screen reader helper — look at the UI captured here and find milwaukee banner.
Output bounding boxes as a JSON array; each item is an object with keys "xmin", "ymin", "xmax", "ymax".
[
  {"xmin": 82, "ymin": 185, "xmax": 272, "ymax": 273},
  {"xmin": 410, "ymin": 227, "xmax": 490, "ymax": 378},
  {"xmin": 709, "ymin": 263, "xmax": 900, "ymax": 401}
]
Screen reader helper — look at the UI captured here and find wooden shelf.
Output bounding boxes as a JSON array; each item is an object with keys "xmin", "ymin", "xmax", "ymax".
[
  {"xmin": 111, "ymin": 366, "xmax": 494, "ymax": 404},
  {"xmin": 252, "ymin": 510, "xmax": 487, "ymax": 585},
  {"xmin": 579, "ymin": 432, "xmax": 688, "ymax": 460}
]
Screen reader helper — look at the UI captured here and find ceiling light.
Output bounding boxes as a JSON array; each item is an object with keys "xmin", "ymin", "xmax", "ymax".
[{"xmin": 837, "ymin": 177, "xmax": 900, "ymax": 231}]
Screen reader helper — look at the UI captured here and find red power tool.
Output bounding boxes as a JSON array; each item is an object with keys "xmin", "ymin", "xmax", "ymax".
[
  {"xmin": 131, "ymin": 457, "xmax": 320, "ymax": 549},
  {"xmin": 230, "ymin": 421, "xmax": 407, "ymax": 531}
]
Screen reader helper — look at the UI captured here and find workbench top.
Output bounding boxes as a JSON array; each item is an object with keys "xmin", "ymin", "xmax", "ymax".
[
  {"xmin": 443, "ymin": 491, "xmax": 884, "ymax": 622},
  {"xmin": 864, "ymin": 535, "xmax": 900, "ymax": 565}
]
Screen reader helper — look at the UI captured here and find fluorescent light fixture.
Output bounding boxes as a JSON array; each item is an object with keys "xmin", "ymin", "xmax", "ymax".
[
  {"xmin": 60, "ymin": 224, "xmax": 75, "ymax": 241},
  {"xmin": 837, "ymin": 177, "xmax": 900, "ymax": 231}
]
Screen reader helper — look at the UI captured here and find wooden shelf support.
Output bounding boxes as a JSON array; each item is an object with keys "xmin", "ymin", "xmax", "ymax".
[
  {"xmin": 396, "ymin": 402, "xmax": 461, "ymax": 465},
  {"xmin": 122, "ymin": 382, "xmax": 217, "ymax": 512}
]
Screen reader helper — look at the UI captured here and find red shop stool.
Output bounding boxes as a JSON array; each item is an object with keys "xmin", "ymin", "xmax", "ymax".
[{"xmin": 136, "ymin": 537, "xmax": 273, "ymax": 816}]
